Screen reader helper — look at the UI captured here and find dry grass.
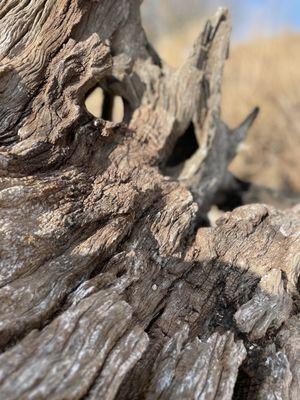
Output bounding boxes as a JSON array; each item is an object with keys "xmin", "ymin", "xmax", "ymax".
[
  {"xmin": 223, "ymin": 34, "xmax": 300, "ymax": 192},
  {"xmin": 153, "ymin": 23, "xmax": 300, "ymax": 192}
]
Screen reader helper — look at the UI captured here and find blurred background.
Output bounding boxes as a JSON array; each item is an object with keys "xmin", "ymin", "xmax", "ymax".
[{"xmin": 86, "ymin": 0, "xmax": 300, "ymax": 193}]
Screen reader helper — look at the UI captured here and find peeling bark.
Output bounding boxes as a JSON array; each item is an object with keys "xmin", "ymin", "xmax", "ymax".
[{"xmin": 0, "ymin": 1, "xmax": 299, "ymax": 399}]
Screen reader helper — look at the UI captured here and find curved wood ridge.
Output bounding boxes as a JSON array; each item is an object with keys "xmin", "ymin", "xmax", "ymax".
[{"xmin": 0, "ymin": 1, "xmax": 299, "ymax": 399}]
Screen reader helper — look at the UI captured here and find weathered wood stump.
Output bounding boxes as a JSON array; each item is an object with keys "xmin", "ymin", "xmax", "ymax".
[{"xmin": 0, "ymin": 1, "xmax": 299, "ymax": 399}]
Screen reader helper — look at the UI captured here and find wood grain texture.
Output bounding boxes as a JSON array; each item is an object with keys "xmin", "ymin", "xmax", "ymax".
[{"xmin": 0, "ymin": 1, "xmax": 299, "ymax": 399}]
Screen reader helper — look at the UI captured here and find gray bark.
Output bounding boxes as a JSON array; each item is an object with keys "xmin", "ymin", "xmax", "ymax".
[{"xmin": 0, "ymin": 1, "xmax": 299, "ymax": 399}]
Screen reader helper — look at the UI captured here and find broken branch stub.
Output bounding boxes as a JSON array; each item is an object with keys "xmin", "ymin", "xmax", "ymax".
[{"xmin": 0, "ymin": 1, "xmax": 299, "ymax": 399}]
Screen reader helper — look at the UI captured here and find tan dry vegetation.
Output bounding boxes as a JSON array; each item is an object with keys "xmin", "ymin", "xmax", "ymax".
[{"xmin": 223, "ymin": 34, "xmax": 300, "ymax": 192}]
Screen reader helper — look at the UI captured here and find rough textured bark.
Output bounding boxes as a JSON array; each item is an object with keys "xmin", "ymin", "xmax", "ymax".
[{"xmin": 0, "ymin": 1, "xmax": 299, "ymax": 400}]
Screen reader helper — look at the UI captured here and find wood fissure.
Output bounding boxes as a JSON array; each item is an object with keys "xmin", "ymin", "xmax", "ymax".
[{"xmin": 0, "ymin": 1, "xmax": 299, "ymax": 399}]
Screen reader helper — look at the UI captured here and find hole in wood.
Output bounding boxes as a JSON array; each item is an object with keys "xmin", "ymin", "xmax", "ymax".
[
  {"xmin": 85, "ymin": 87, "xmax": 124, "ymax": 123},
  {"xmin": 232, "ymin": 368, "xmax": 253, "ymax": 400},
  {"xmin": 116, "ymin": 267, "xmax": 127, "ymax": 278},
  {"xmin": 214, "ymin": 179, "xmax": 251, "ymax": 212},
  {"xmin": 166, "ymin": 122, "xmax": 199, "ymax": 167},
  {"xmin": 65, "ymin": 130, "xmax": 76, "ymax": 146},
  {"xmin": 216, "ymin": 191, "xmax": 244, "ymax": 212},
  {"xmin": 112, "ymin": 95, "xmax": 124, "ymax": 123},
  {"xmin": 85, "ymin": 87, "xmax": 103, "ymax": 118}
]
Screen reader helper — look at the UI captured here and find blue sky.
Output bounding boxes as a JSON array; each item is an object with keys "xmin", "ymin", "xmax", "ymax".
[
  {"xmin": 142, "ymin": 0, "xmax": 300, "ymax": 43},
  {"xmin": 289, "ymin": 0, "xmax": 300, "ymax": 29},
  {"xmin": 223, "ymin": 0, "xmax": 300, "ymax": 41}
]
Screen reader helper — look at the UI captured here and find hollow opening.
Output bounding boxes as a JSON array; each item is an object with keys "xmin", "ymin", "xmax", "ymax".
[
  {"xmin": 65, "ymin": 130, "xmax": 76, "ymax": 146},
  {"xmin": 214, "ymin": 179, "xmax": 251, "ymax": 212},
  {"xmin": 85, "ymin": 86, "xmax": 124, "ymax": 123},
  {"xmin": 232, "ymin": 368, "xmax": 252, "ymax": 400},
  {"xmin": 166, "ymin": 122, "xmax": 199, "ymax": 167},
  {"xmin": 215, "ymin": 190, "xmax": 244, "ymax": 212},
  {"xmin": 116, "ymin": 267, "xmax": 127, "ymax": 278}
]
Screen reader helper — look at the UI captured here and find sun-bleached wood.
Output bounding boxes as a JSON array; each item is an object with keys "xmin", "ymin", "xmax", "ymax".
[{"xmin": 0, "ymin": 1, "xmax": 299, "ymax": 399}]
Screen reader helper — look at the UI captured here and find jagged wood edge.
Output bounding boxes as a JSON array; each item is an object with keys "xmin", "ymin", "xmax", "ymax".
[{"xmin": 0, "ymin": 1, "xmax": 299, "ymax": 399}]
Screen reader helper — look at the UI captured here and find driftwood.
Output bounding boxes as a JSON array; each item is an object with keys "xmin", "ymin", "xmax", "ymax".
[{"xmin": 0, "ymin": 1, "xmax": 299, "ymax": 399}]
